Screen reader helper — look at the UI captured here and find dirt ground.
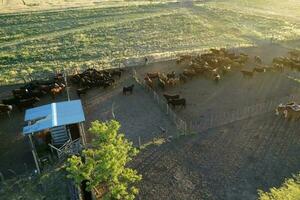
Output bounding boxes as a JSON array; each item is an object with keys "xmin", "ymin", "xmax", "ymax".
[
  {"xmin": 81, "ymin": 71, "xmax": 178, "ymax": 145},
  {"xmin": 133, "ymin": 112, "xmax": 300, "ymax": 200}
]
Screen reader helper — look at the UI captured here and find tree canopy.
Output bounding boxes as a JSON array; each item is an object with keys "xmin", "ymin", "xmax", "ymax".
[
  {"xmin": 258, "ymin": 173, "xmax": 300, "ymax": 200},
  {"xmin": 67, "ymin": 120, "xmax": 142, "ymax": 200}
]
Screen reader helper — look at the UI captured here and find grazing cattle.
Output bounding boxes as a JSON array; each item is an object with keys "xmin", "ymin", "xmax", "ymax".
[
  {"xmin": 177, "ymin": 55, "xmax": 192, "ymax": 64},
  {"xmin": 144, "ymin": 76, "xmax": 154, "ymax": 89},
  {"xmin": 123, "ymin": 84, "xmax": 134, "ymax": 95},
  {"xmin": 214, "ymin": 74, "xmax": 221, "ymax": 83},
  {"xmin": 183, "ymin": 69, "xmax": 196, "ymax": 77},
  {"xmin": 166, "ymin": 78, "xmax": 180, "ymax": 87},
  {"xmin": 16, "ymin": 97, "xmax": 40, "ymax": 111},
  {"xmin": 0, "ymin": 104, "xmax": 13, "ymax": 117},
  {"xmin": 158, "ymin": 78, "xmax": 166, "ymax": 89},
  {"xmin": 284, "ymin": 107, "xmax": 300, "ymax": 121},
  {"xmin": 179, "ymin": 74, "xmax": 188, "ymax": 83},
  {"xmin": 167, "ymin": 71, "xmax": 176, "ymax": 79},
  {"xmin": 254, "ymin": 56, "xmax": 262, "ymax": 64},
  {"xmin": 241, "ymin": 70, "xmax": 254, "ymax": 78},
  {"xmin": 273, "ymin": 64, "xmax": 284, "ymax": 72},
  {"xmin": 50, "ymin": 84, "xmax": 65, "ymax": 99},
  {"xmin": 163, "ymin": 94, "xmax": 180, "ymax": 103},
  {"xmin": 2, "ymin": 97, "xmax": 20, "ymax": 106},
  {"xmin": 159, "ymin": 73, "xmax": 168, "ymax": 82},
  {"xmin": 253, "ymin": 67, "xmax": 266, "ymax": 73},
  {"xmin": 147, "ymin": 72, "xmax": 160, "ymax": 79},
  {"xmin": 12, "ymin": 89, "xmax": 29, "ymax": 98},
  {"xmin": 276, "ymin": 102, "xmax": 300, "ymax": 121},
  {"xmin": 76, "ymin": 87, "xmax": 89, "ymax": 98},
  {"xmin": 168, "ymin": 98, "xmax": 186, "ymax": 108},
  {"xmin": 221, "ymin": 66, "xmax": 231, "ymax": 75}
]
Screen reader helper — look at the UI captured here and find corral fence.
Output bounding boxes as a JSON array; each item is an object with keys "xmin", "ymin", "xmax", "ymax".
[
  {"xmin": 132, "ymin": 67, "xmax": 295, "ymax": 136},
  {"xmin": 132, "ymin": 69, "xmax": 188, "ymax": 137},
  {"xmin": 187, "ymin": 95, "xmax": 294, "ymax": 134}
]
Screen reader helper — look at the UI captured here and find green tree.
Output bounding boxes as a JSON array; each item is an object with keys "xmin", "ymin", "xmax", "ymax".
[
  {"xmin": 258, "ymin": 173, "xmax": 300, "ymax": 200},
  {"xmin": 67, "ymin": 120, "xmax": 142, "ymax": 200}
]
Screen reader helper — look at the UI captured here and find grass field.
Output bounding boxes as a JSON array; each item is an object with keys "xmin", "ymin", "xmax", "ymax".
[{"xmin": 0, "ymin": 0, "xmax": 299, "ymax": 84}]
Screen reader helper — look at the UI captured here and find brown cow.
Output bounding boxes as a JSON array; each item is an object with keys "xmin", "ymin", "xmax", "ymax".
[
  {"xmin": 144, "ymin": 76, "xmax": 154, "ymax": 89},
  {"xmin": 254, "ymin": 56, "xmax": 262, "ymax": 64},
  {"xmin": 50, "ymin": 84, "xmax": 65, "ymax": 99},
  {"xmin": 168, "ymin": 98, "xmax": 186, "ymax": 108},
  {"xmin": 146, "ymin": 72, "xmax": 160, "ymax": 79},
  {"xmin": 253, "ymin": 67, "xmax": 266, "ymax": 73}
]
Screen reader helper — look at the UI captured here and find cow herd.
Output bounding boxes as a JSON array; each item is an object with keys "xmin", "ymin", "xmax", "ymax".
[
  {"xmin": 276, "ymin": 102, "xmax": 300, "ymax": 121},
  {"xmin": 177, "ymin": 48, "xmax": 249, "ymax": 83},
  {"xmin": 70, "ymin": 68, "xmax": 123, "ymax": 97},
  {"xmin": 0, "ymin": 74, "xmax": 66, "ymax": 117}
]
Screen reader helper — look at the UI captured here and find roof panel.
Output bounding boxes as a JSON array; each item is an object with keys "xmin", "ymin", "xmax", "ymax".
[{"xmin": 23, "ymin": 100, "xmax": 85, "ymax": 135}]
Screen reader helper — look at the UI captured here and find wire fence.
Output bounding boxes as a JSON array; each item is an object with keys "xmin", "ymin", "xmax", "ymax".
[
  {"xmin": 132, "ymin": 67, "xmax": 295, "ymax": 136},
  {"xmin": 187, "ymin": 95, "xmax": 294, "ymax": 134},
  {"xmin": 132, "ymin": 69, "xmax": 188, "ymax": 137}
]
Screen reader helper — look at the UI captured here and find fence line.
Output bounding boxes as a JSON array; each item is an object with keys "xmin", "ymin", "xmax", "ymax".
[
  {"xmin": 187, "ymin": 95, "xmax": 294, "ymax": 133},
  {"xmin": 132, "ymin": 69, "xmax": 188, "ymax": 137},
  {"xmin": 133, "ymin": 68, "xmax": 295, "ymax": 136}
]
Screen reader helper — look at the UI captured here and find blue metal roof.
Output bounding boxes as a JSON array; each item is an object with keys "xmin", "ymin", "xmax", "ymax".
[{"xmin": 23, "ymin": 100, "xmax": 85, "ymax": 135}]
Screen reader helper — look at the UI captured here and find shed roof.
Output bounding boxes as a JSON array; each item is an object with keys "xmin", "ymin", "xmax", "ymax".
[{"xmin": 23, "ymin": 100, "xmax": 85, "ymax": 135}]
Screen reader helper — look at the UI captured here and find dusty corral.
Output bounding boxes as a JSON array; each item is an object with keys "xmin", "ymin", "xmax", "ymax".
[{"xmin": 0, "ymin": 43, "xmax": 300, "ymax": 199}]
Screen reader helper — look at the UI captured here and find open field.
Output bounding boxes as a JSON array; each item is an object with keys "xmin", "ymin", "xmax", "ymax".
[{"xmin": 0, "ymin": 0, "xmax": 299, "ymax": 84}]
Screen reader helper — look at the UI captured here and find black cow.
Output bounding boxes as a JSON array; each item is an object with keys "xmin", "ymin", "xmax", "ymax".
[
  {"xmin": 168, "ymin": 98, "xmax": 186, "ymax": 108},
  {"xmin": 123, "ymin": 84, "xmax": 134, "ymax": 95}
]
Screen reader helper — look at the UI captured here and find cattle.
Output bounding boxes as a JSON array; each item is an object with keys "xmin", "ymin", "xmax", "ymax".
[
  {"xmin": 177, "ymin": 55, "xmax": 192, "ymax": 64},
  {"xmin": 183, "ymin": 69, "xmax": 197, "ymax": 77},
  {"xmin": 166, "ymin": 78, "xmax": 180, "ymax": 87},
  {"xmin": 163, "ymin": 94, "xmax": 180, "ymax": 103},
  {"xmin": 123, "ymin": 84, "xmax": 134, "ymax": 95},
  {"xmin": 12, "ymin": 89, "xmax": 29, "ymax": 98},
  {"xmin": 276, "ymin": 102, "xmax": 300, "ymax": 121},
  {"xmin": 50, "ymin": 84, "xmax": 65, "ymax": 99},
  {"xmin": 158, "ymin": 78, "xmax": 166, "ymax": 90},
  {"xmin": 253, "ymin": 67, "xmax": 266, "ymax": 73},
  {"xmin": 179, "ymin": 74, "xmax": 188, "ymax": 83},
  {"xmin": 146, "ymin": 72, "xmax": 160, "ymax": 79},
  {"xmin": 2, "ymin": 97, "xmax": 20, "ymax": 106},
  {"xmin": 221, "ymin": 66, "xmax": 231, "ymax": 75},
  {"xmin": 167, "ymin": 71, "xmax": 176, "ymax": 79},
  {"xmin": 144, "ymin": 76, "xmax": 154, "ymax": 89},
  {"xmin": 168, "ymin": 98, "xmax": 186, "ymax": 108},
  {"xmin": 159, "ymin": 73, "xmax": 168, "ymax": 82},
  {"xmin": 254, "ymin": 56, "xmax": 262, "ymax": 64},
  {"xmin": 0, "ymin": 104, "xmax": 13, "ymax": 117},
  {"xmin": 241, "ymin": 70, "xmax": 254, "ymax": 78},
  {"xmin": 214, "ymin": 74, "xmax": 221, "ymax": 83},
  {"xmin": 16, "ymin": 97, "xmax": 40, "ymax": 111},
  {"xmin": 76, "ymin": 87, "xmax": 89, "ymax": 98},
  {"xmin": 273, "ymin": 64, "xmax": 284, "ymax": 72}
]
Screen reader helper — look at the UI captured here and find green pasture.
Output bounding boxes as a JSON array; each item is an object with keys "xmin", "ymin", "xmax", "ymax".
[{"xmin": 0, "ymin": 0, "xmax": 299, "ymax": 84}]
